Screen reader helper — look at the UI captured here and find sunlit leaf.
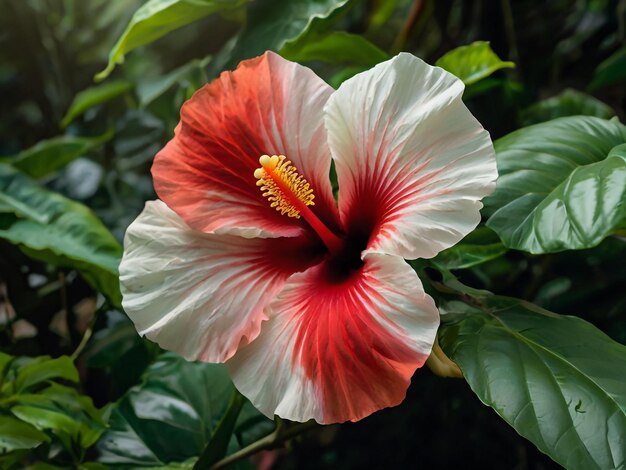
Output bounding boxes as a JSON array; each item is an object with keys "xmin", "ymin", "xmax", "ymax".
[
  {"xmin": 96, "ymin": 0, "xmax": 248, "ymax": 80},
  {"xmin": 12, "ymin": 356, "xmax": 79, "ymax": 393},
  {"xmin": 0, "ymin": 164, "xmax": 122, "ymax": 305},
  {"xmin": 0, "ymin": 132, "xmax": 112, "ymax": 179},
  {"xmin": 485, "ymin": 116, "xmax": 626, "ymax": 253},
  {"xmin": 97, "ymin": 354, "xmax": 272, "ymax": 466},
  {"xmin": 440, "ymin": 295, "xmax": 626, "ymax": 470},
  {"xmin": 436, "ymin": 41, "xmax": 515, "ymax": 85},
  {"xmin": 0, "ymin": 415, "xmax": 50, "ymax": 452},
  {"xmin": 11, "ymin": 384, "xmax": 106, "ymax": 450},
  {"xmin": 61, "ymin": 80, "xmax": 132, "ymax": 128},
  {"xmin": 589, "ymin": 45, "xmax": 626, "ymax": 91},
  {"xmin": 521, "ymin": 88, "xmax": 615, "ymax": 126}
]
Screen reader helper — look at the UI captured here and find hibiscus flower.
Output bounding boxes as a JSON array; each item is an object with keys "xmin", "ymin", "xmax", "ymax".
[{"xmin": 119, "ymin": 51, "xmax": 497, "ymax": 424}]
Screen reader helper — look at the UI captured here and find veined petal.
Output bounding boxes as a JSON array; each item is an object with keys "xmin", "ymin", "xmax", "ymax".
[
  {"xmin": 227, "ymin": 253, "xmax": 439, "ymax": 424},
  {"xmin": 325, "ymin": 53, "xmax": 498, "ymax": 259},
  {"xmin": 119, "ymin": 200, "xmax": 322, "ymax": 363},
  {"xmin": 153, "ymin": 51, "xmax": 339, "ymax": 239}
]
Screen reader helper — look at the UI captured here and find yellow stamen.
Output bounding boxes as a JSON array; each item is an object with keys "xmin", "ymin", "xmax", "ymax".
[{"xmin": 254, "ymin": 154, "xmax": 315, "ymax": 218}]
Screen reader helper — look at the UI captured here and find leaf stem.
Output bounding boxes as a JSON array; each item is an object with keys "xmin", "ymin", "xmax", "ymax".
[
  {"xmin": 194, "ymin": 389, "xmax": 246, "ymax": 469},
  {"xmin": 209, "ymin": 420, "xmax": 319, "ymax": 470},
  {"xmin": 70, "ymin": 302, "xmax": 108, "ymax": 361},
  {"xmin": 70, "ymin": 320, "xmax": 94, "ymax": 361}
]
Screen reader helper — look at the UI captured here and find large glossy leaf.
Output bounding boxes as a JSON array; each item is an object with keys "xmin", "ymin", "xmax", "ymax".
[
  {"xmin": 61, "ymin": 80, "xmax": 133, "ymax": 128},
  {"xmin": 435, "ymin": 41, "xmax": 514, "ymax": 85},
  {"xmin": 96, "ymin": 0, "xmax": 248, "ymax": 80},
  {"xmin": 97, "ymin": 353, "xmax": 273, "ymax": 467},
  {"xmin": 439, "ymin": 295, "xmax": 626, "ymax": 470},
  {"xmin": 521, "ymin": 89, "xmax": 615, "ymax": 126},
  {"xmin": 485, "ymin": 116, "xmax": 626, "ymax": 253},
  {"xmin": 0, "ymin": 164, "xmax": 122, "ymax": 305},
  {"xmin": 209, "ymin": 0, "xmax": 350, "ymax": 74},
  {"xmin": 0, "ymin": 132, "xmax": 112, "ymax": 179},
  {"xmin": 589, "ymin": 46, "xmax": 626, "ymax": 91}
]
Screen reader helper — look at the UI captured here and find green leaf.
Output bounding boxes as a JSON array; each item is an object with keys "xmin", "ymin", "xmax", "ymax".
[
  {"xmin": 137, "ymin": 56, "xmax": 211, "ymax": 107},
  {"xmin": 432, "ymin": 243, "xmax": 507, "ymax": 270},
  {"xmin": 0, "ymin": 132, "xmax": 113, "ymax": 179},
  {"xmin": 11, "ymin": 384, "xmax": 106, "ymax": 450},
  {"xmin": 329, "ymin": 65, "xmax": 368, "ymax": 88},
  {"xmin": 13, "ymin": 356, "xmax": 79, "ymax": 393},
  {"xmin": 589, "ymin": 46, "xmax": 626, "ymax": 91},
  {"xmin": 0, "ymin": 164, "xmax": 122, "ymax": 305},
  {"xmin": 210, "ymin": 0, "xmax": 351, "ymax": 74},
  {"xmin": 521, "ymin": 89, "xmax": 615, "ymax": 126},
  {"xmin": 84, "ymin": 317, "xmax": 147, "ymax": 369},
  {"xmin": 485, "ymin": 116, "xmax": 626, "ymax": 253},
  {"xmin": 436, "ymin": 41, "xmax": 515, "ymax": 86},
  {"xmin": 83, "ymin": 314, "xmax": 155, "ymax": 397},
  {"xmin": 97, "ymin": 353, "xmax": 272, "ymax": 466},
  {"xmin": 61, "ymin": 80, "xmax": 132, "ymax": 128},
  {"xmin": 193, "ymin": 390, "xmax": 246, "ymax": 469},
  {"xmin": 0, "ymin": 415, "xmax": 50, "ymax": 452},
  {"xmin": 281, "ymin": 31, "xmax": 389, "ymax": 67},
  {"xmin": 96, "ymin": 0, "xmax": 249, "ymax": 81},
  {"xmin": 439, "ymin": 295, "xmax": 626, "ymax": 470}
]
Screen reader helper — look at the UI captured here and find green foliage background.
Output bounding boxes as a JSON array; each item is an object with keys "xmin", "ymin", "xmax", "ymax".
[{"xmin": 0, "ymin": 0, "xmax": 625, "ymax": 468}]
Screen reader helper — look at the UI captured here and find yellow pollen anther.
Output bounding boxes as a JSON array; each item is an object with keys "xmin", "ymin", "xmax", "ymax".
[{"xmin": 254, "ymin": 154, "xmax": 315, "ymax": 218}]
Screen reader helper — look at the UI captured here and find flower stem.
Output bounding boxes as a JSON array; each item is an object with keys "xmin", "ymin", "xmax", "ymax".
[{"xmin": 426, "ymin": 336, "xmax": 463, "ymax": 379}]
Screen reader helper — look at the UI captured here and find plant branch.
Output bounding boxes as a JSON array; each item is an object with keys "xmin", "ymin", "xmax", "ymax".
[
  {"xmin": 500, "ymin": 0, "xmax": 519, "ymax": 68},
  {"xmin": 391, "ymin": 0, "xmax": 424, "ymax": 54},
  {"xmin": 70, "ymin": 302, "xmax": 108, "ymax": 361},
  {"xmin": 210, "ymin": 420, "xmax": 319, "ymax": 470}
]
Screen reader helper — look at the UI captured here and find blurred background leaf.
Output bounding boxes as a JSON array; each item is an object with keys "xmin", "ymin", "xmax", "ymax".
[
  {"xmin": 520, "ymin": 88, "xmax": 616, "ymax": 125},
  {"xmin": 0, "ymin": 164, "xmax": 122, "ymax": 305},
  {"xmin": 96, "ymin": 0, "xmax": 250, "ymax": 80},
  {"xmin": 435, "ymin": 41, "xmax": 514, "ymax": 85},
  {"xmin": 0, "ymin": 353, "xmax": 105, "ymax": 464}
]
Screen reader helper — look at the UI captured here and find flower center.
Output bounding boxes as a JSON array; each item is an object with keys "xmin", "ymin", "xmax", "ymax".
[{"xmin": 254, "ymin": 154, "xmax": 343, "ymax": 254}]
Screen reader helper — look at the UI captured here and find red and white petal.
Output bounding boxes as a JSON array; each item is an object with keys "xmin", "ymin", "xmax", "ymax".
[
  {"xmin": 227, "ymin": 253, "xmax": 439, "ymax": 424},
  {"xmin": 152, "ymin": 51, "xmax": 339, "ymax": 239},
  {"xmin": 119, "ymin": 200, "xmax": 321, "ymax": 363},
  {"xmin": 325, "ymin": 53, "xmax": 498, "ymax": 260}
]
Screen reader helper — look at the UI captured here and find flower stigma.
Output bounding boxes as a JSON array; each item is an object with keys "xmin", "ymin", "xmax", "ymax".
[
  {"xmin": 254, "ymin": 154, "xmax": 314, "ymax": 218},
  {"xmin": 254, "ymin": 154, "xmax": 343, "ymax": 254}
]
